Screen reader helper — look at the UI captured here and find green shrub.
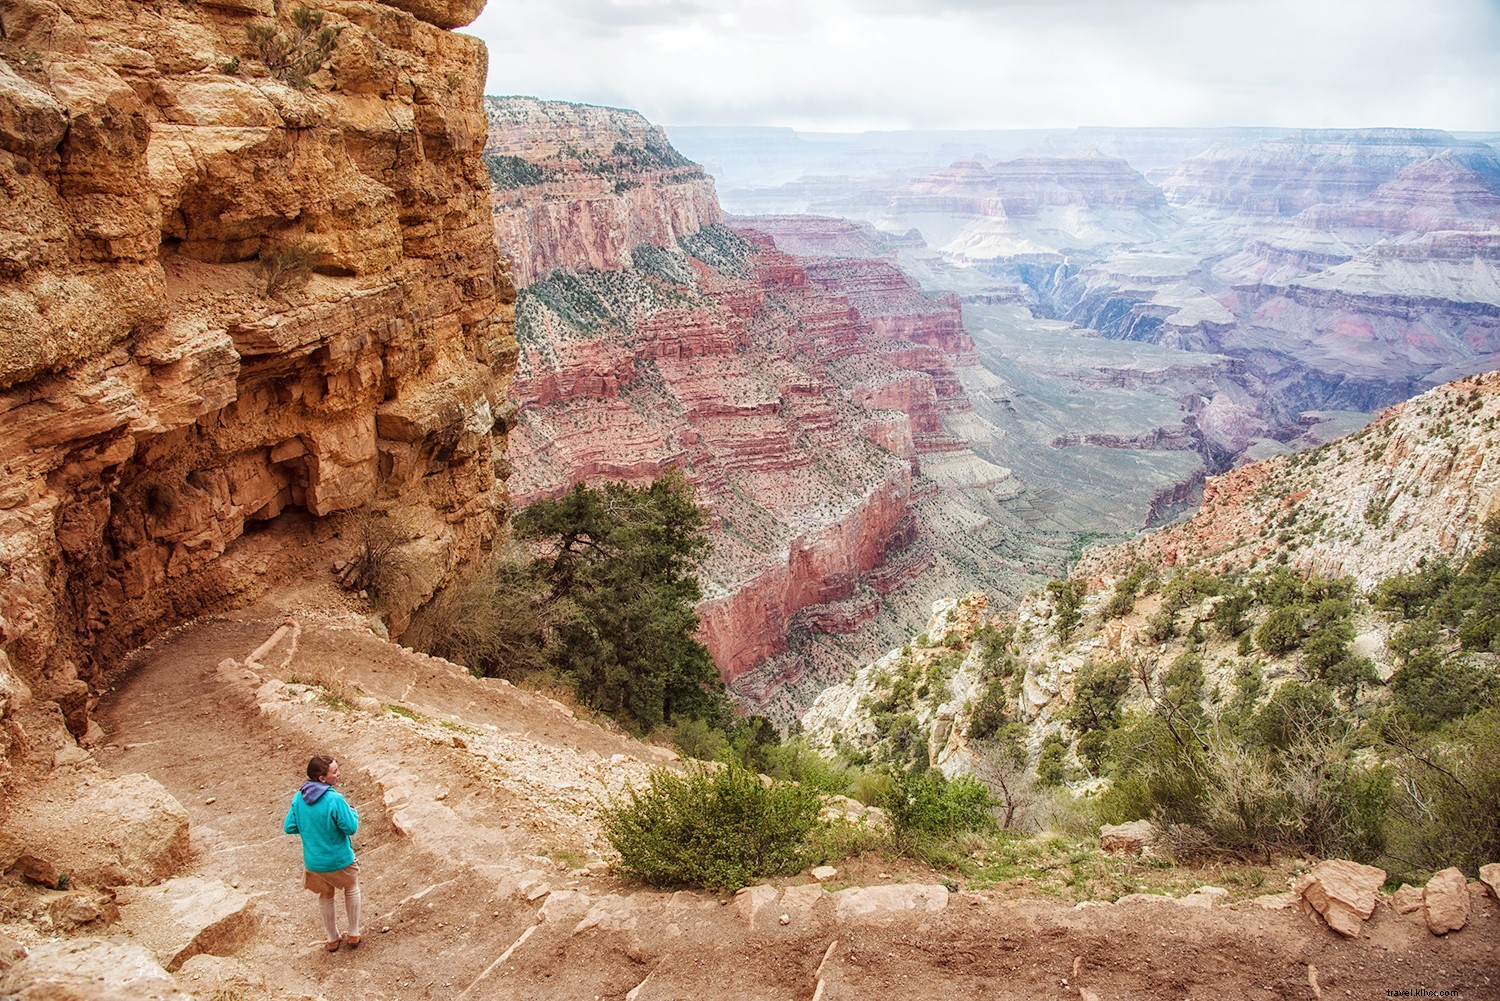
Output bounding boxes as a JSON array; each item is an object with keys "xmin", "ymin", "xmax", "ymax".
[
  {"xmin": 668, "ymin": 717, "xmax": 731, "ymax": 762},
  {"xmin": 1058, "ymin": 659, "xmax": 1132, "ymax": 734},
  {"xmin": 881, "ymin": 770, "xmax": 995, "ymax": 841},
  {"xmin": 763, "ymin": 738, "xmax": 857, "ymax": 796},
  {"xmin": 1386, "ymin": 708, "xmax": 1500, "ymax": 878},
  {"xmin": 1097, "ymin": 711, "xmax": 1206, "ymax": 828},
  {"xmin": 247, "ymin": 5, "xmax": 340, "ymax": 88},
  {"xmin": 967, "ymin": 677, "xmax": 1014, "ymax": 740},
  {"xmin": 1391, "ymin": 647, "xmax": 1499, "ymax": 731},
  {"xmin": 1036, "ymin": 734, "xmax": 1068, "ymax": 788},
  {"xmin": 602, "ymin": 763, "xmax": 822, "ymax": 891},
  {"xmin": 1047, "ymin": 579, "xmax": 1086, "ymax": 640},
  {"xmin": 1256, "ymin": 606, "xmax": 1303, "ymax": 655}
]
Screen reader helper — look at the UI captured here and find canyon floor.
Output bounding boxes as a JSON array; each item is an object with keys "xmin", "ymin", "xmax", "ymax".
[{"xmin": 19, "ymin": 590, "xmax": 1482, "ymax": 999}]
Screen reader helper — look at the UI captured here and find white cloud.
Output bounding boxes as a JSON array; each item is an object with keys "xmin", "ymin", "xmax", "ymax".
[{"xmin": 463, "ymin": 0, "xmax": 1500, "ymax": 131}]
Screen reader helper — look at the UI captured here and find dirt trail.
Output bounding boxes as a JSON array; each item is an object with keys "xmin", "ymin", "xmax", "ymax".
[{"xmin": 92, "ymin": 612, "xmax": 1499, "ymax": 1001}]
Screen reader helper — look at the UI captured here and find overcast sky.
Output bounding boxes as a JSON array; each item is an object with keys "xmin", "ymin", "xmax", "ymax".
[{"xmin": 462, "ymin": 0, "xmax": 1500, "ymax": 133}]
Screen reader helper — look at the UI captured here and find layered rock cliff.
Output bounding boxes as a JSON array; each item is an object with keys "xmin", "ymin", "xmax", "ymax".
[
  {"xmin": 481, "ymin": 98, "xmax": 1047, "ymax": 704},
  {"xmin": 0, "ymin": 0, "xmax": 513, "ymax": 764},
  {"xmin": 485, "ymin": 96, "xmax": 722, "ymax": 286}
]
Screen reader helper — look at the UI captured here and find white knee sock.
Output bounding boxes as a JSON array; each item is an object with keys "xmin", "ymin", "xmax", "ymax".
[
  {"xmin": 319, "ymin": 895, "xmax": 339, "ymax": 940},
  {"xmin": 344, "ymin": 883, "xmax": 362, "ymax": 937}
]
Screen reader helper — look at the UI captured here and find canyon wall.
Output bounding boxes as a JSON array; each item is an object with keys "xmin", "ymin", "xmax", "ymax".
[
  {"xmin": 0, "ymin": 0, "xmax": 513, "ymax": 757},
  {"xmin": 485, "ymin": 97, "xmax": 723, "ymax": 286},
  {"xmin": 485, "ymin": 98, "xmax": 1003, "ymax": 698}
]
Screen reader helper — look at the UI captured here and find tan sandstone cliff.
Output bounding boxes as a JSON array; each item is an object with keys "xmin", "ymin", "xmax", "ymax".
[{"xmin": 0, "ymin": 0, "xmax": 513, "ymax": 775}]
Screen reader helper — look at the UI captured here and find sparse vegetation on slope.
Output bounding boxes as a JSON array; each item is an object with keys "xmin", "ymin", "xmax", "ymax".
[{"xmin": 795, "ymin": 375, "xmax": 1500, "ymax": 885}]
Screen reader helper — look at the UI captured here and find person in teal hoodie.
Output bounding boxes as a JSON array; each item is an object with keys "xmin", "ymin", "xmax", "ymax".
[{"xmin": 284, "ymin": 755, "xmax": 361, "ymax": 952}]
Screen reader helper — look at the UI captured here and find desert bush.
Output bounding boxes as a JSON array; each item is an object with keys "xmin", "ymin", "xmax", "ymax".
[
  {"xmin": 602, "ymin": 762, "xmax": 822, "ymax": 892},
  {"xmin": 1096, "ymin": 711, "xmax": 1206, "ymax": 828},
  {"xmin": 255, "ymin": 238, "xmax": 320, "ymax": 299},
  {"xmin": 665, "ymin": 717, "xmax": 732, "ymax": 762},
  {"xmin": 1143, "ymin": 608, "xmax": 1177, "ymax": 643},
  {"xmin": 1255, "ymin": 606, "xmax": 1302, "ymax": 655},
  {"xmin": 1391, "ymin": 646, "xmax": 1498, "ymax": 731},
  {"xmin": 1047, "ymin": 579, "xmax": 1086, "ymax": 640},
  {"xmin": 1385, "ymin": 708, "xmax": 1500, "ymax": 878},
  {"xmin": 247, "ymin": 5, "xmax": 340, "ymax": 88},
  {"xmin": 405, "ymin": 545, "xmax": 569, "ymax": 679},
  {"xmin": 849, "ymin": 769, "xmax": 894, "ymax": 807},
  {"xmin": 763, "ymin": 738, "xmax": 859, "ymax": 796},
  {"xmin": 966, "ymin": 677, "xmax": 1014, "ymax": 740},
  {"xmin": 881, "ymin": 769, "xmax": 995, "ymax": 844},
  {"xmin": 1058, "ymin": 658, "xmax": 1132, "ymax": 734},
  {"xmin": 1035, "ymin": 733, "xmax": 1068, "ymax": 787},
  {"xmin": 339, "ymin": 511, "xmax": 418, "ymax": 610}
]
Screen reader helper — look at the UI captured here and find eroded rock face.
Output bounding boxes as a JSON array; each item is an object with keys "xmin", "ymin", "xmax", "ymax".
[
  {"xmin": 485, "ymin": 97, "xmax": 723, "ymax": 286},
  {"xmin": 0, "ymin": 0, "xmax": 514, "ymax": 764},
  {"xmin": 1075, "ymin": 372, "xmax": 1500, "ymax": 590}
]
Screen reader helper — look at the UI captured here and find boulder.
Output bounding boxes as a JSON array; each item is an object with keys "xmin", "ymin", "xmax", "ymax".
[
  {"xmin": 1, "ymin": 771, "xmax": 189, "ymax": 888},
  {"xmin": 41, "ymin": 890, "xmax": 109, "ymax": 929},
  {"xmin": 833, "ymin": 884, "xmax": 949, "ymax": 923},
  {"xmin": 1479, "ymin": 863, "xmax": 1500, "ymax": 899},
  {"xmin": 0, "ymin": 938, "xmax": 189, "ymax": 1000},
  {"xmin": 537, "ymin": 889, "xmax": 591, "ymax": 926},
  {"xmin": 1422, "ymin": 867, "xmax": 1471, "ymax": 935},
  {"xmin": 1294, "ymin": 859, "xmax": 1385, "ymax": 937},
  {"xmin": 114, "ymin": 876, "xmax": 259, "ymax": 971},
  {"xmin": 780, "ymin": 883, "xmax": 827, "ymax": 926},
  {"xmin": 573, "ymin": 894, "xmax": 637, "ymax": 935},
  {"xmin": 1099, "ymin": 820, "xmax": 1157, "ymax": 854},
  {"xmin": 734, "ymin": 884, "xmax": 780, "ymax": 931},
  {"xmin": 1179, "ymin": 886, "xmax": 1229, "ymax": 908},
  {"xmin": 1390, "ymin": 884, "xmax": 1424, "ymax": 915}
]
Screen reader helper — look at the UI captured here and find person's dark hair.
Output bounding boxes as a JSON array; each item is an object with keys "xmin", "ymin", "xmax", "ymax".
[{"xmin": 307, "ymin": 756, "xmax": 334, "ymax": 782}]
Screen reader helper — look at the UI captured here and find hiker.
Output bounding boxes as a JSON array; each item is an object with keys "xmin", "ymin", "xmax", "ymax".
[{"xmin": 284, "ymin": 755, "xmax": 362, "ymax": 952}]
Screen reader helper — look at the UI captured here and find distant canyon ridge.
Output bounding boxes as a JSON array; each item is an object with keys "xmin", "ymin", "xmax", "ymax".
[{"xmin": 485, "ymin": 103, "xmax": 1500, "ymax": 717}]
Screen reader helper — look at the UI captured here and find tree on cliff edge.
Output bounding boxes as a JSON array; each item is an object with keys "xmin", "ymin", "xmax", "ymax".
[{"xmin": 515, "ymin": 470, "xmax": 728, "ymax": 732}]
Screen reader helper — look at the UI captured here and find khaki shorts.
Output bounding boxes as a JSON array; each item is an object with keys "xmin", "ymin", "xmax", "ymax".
[{"xmin": 303, "ymin": 860, "xmax": 359, "ymax": 896}]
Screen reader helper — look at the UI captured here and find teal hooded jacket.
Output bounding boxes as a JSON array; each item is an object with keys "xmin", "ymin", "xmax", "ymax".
[{"xmin": 284, "ymin": 781, "xmax": 359, "ymax": 872}]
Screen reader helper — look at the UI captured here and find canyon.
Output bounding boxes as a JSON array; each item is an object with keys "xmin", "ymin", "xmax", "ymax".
[
  {"xmin": 487, "ymin": 98, "xmax": 1012, "ymax": 714},
  {"xmin": 1, "ymin": 4, "xmax": 1499, "ymax": 997},
  {"xmin": 674, "ymin": 127, "xmax": 1500, "ymax": 471},
  {"xmin": 502, "ymin": 111, "xmax": 1500, "ymax": 703}
]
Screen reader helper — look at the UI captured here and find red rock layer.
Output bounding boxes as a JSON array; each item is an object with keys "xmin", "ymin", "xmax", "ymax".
[{"xmin": 505, "ymin": 224, "xmax": 977, "ymax": 682}]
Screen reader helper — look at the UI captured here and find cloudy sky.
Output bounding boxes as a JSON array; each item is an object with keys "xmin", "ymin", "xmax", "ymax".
[{"xmin": 462, "ymin": 0, "xmax": 1500, "ymax": 133}]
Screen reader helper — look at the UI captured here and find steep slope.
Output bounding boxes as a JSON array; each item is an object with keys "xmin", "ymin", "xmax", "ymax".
[
  {"xmin": 0, "ymin": 0, "xmax": 514, "ymax": 771},
  {"xmin": 805, "ymin": 371, "xmax": 1500, "ymax": 783},
  {"xmin": 485, "ymin": 96, "xmax": 723, "ymax": 286}
]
